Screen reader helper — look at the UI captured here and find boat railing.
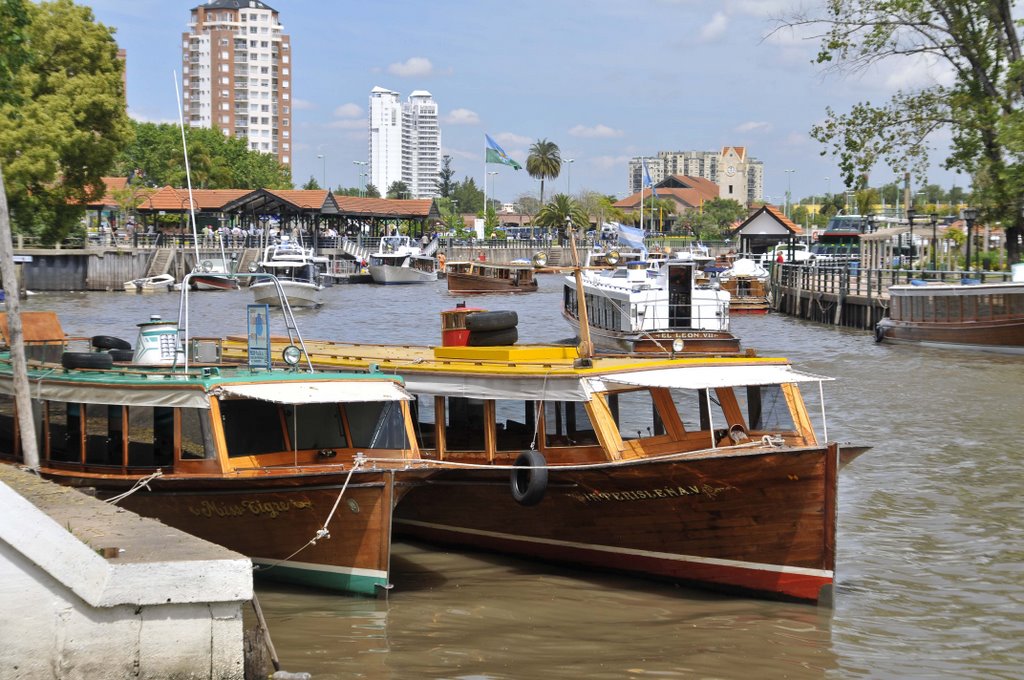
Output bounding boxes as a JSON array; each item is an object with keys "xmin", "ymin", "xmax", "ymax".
[
  {"xmin": 177, "ymin": 271, "xmax": 312, "ymax": 372},
  {"xmin": 628, "ymin": 299, "xmax": 730, "ymax": 330}
]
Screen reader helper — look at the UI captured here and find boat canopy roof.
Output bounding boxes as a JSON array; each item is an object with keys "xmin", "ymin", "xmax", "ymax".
[
  {"xmin": 587, "ymin": 364, "xmax": 832, "ymax": 392},
  {"xmin": 214, "ymin": 380, "xmax": 411, "ymax": 403}
]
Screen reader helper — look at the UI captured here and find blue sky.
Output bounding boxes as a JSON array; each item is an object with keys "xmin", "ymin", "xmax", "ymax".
[{"xmin": 87, "ymin": 0, "xmax": 966, "ymax": 205}]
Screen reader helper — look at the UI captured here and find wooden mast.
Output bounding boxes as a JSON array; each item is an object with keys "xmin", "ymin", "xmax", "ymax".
[{"xmin": 566, "ymin": 223, "xmax": 594, "ymax": 358}]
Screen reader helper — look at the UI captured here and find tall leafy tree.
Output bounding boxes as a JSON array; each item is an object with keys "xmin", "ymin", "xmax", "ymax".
[
  {"xmin": 0, "ymin": 0, "xmax": 133, "ymax": 242},
  {"xmin": 451, "ymin": 176, "xmax": 483, "ymax": 214},
  {"xmin": 437, "ymin": 154, "xmax": 456, "ymax": 197},
  {"xmin": 113, "ymin": 120, "xmax": 291, "ymax": 190},
  {"xmin": 526, "ymin": 139, "xmax": 561, "ymax": 207},
  {"xmin": 784, "ymin": 0, "xmax": 1024, "ymax": 263}
]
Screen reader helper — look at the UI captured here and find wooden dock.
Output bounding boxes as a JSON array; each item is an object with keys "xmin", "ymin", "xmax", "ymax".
[{"xmin": 770, "ymin": 263, "xmax": 1018, "ymax": 330}]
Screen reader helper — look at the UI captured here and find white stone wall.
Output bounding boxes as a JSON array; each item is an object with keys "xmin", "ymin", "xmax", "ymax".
[{"xmin": 0, "ymin": 477, "xmax": 251, "ymax": 680}]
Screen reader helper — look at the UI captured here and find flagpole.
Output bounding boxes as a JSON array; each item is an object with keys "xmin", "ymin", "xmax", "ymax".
[{"xmin": 640, "ymin": 158, "xmax": 644, "ymax": 237}]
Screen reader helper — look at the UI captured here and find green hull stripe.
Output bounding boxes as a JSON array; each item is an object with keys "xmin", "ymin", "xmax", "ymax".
[{"xmin": 253, "ymin": 560, "xmax": 387, "ymax": 596}]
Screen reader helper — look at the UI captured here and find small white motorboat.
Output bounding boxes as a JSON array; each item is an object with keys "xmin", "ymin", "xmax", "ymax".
[{"xmin": 123, "ymin": 273, "xmax": 175, "ymax": 293}]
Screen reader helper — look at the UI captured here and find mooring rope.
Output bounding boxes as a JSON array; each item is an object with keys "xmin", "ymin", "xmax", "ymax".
[
  {"xmin": 255, "ymin": 453, "xmax": 366, "ymax": 572},
  {"xmin": 104, "ymin": 470, "xmax": 164, "ymax": 504}
]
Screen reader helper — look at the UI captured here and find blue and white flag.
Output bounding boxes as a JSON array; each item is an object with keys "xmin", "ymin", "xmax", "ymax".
[
  {"xmin": 642, "ymin": 159, "xmax": 659, "ymax": 197},
  {"xmin": 614, "ymin": 222, "xmax": 648, "ymax": 258}
]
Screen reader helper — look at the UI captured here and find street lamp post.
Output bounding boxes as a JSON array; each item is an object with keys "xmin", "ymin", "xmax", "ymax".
[
  {"xmin": 566, "ymin": 158, "xmax": 575, "ymax": 195},
  {"xmin": 930, "ymin": 213, "xmax": 938, "ymax": 272},
  {"xmin": 784, "ymin": 169, "xmax": 795, "ymax": 218},
  {"xmin": 906, "ymin": 207, "xmax": 916, "ymax": 272},
  {"xmin": 961, "ymin": 208, "xmax": 977, "ymax": 279},
  {"xmin": 486, "ymin": 171, "xmax": 498, "ymax": 212},
  {"xmin": 352, "ymin": 160, "xmax": 368, "ymax": 196},
  {"xmin": 317, "ymin": 154, "xmax": 326, "ymax": 189}
]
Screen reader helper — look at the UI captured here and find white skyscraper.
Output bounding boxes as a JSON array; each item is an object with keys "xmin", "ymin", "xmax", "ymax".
[
  {"xmin": 369, "ymin": 86, "xmax": 402, "ymax": 194},
  {"xmin": 368, "ymin": 87, "xmax": 441, "ymax": 199},
  {"xmin": 182, "ymin": 0, "xmax": 293, "ymax": 167},
  {"xmin": 402, "ymin": 91, "xmax": 441, "ymax": 199}
]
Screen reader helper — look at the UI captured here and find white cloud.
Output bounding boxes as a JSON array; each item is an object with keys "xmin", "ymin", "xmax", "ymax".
[
  {"xmin": 592, "ymin": 155, "xmax": 633, "ymax": 171},
  {"xmin": 736, "ymin": 121, "xmax": 772, "ymax": 133},
  {"xmin": 569, "ymin": 124, "xmax": 623, "ymax": 139},
  {"xmin": 492, "ymin": 132, "xmax": 532, "ymax": 147},
  {"xmin": 445, "ymin": 108, "xmax": 480, "ymax": 125},
  {"xmin": 291, "ymin": 98, "xmax": 316, "ymax": 111},
  {"xmin": 699, "ymin": 11, "xmax": 729, "ymax": 42},
  {"xmin": 326, "ymin": 119, "xmax": 366, "ymax": 130},
  {"xmin": 333, "ymin": 103, "xmax": 363, "ymax": 118},
  {"xmin": 387, "ymin": 57, "xmax": 434, "ymax": 78}
]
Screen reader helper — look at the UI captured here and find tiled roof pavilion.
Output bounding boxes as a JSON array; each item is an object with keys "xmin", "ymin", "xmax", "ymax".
[{"xmin": 93, "ymin": 178, "xmax": 441, "ymax": 235}]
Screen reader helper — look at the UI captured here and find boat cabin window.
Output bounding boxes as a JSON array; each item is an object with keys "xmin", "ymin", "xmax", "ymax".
[
  {"xmin": 672, "ymin": 388, "xmax": 734, "ymax": 433},
  {"xmin": 731, "ymin": 385, "xmax": 797, "ymax": 432},
  {"xmin": 283, "ymin": 402, "xmax": 347, "ymax": 450},
  {"xmin": 181, "ymin": 407, "xmax": 214, "ymax": 460},
  {"xmin": 543, "ymin": 401, "xmax": 598, "ymax": 447},
  {"xmin": 221, "ymin": 399, "xmax": 287, "ymax": 456},
  {"xmin": 127, "ymin": 406, "xmax": 174, "ymax": 467},
  {"xmin": 495, "ymin": 399, "xmax": 537, "ymax": 452},
  {"xmin": 0, "ymin": 394, "xmax": 15, "ymax": 460},
  {"xmin": 410, "ymin": 394, "xmax": 435, "ymax": 449},
  {"xmin": 345, "ymin": 400, "xmax": 408, "ymax": 449},
  {"xmin": 444, "ymin": 396, "xmax": 485, "ymax": 451},
  {"xmin": 47, "ymin": 402, "xmax": 82, "ymax": 463},
  {"xmin": 607, "ymin": 389, "xmax": 665, "ymax": 440},
  {"xmin": 85, "ymin": 404, "xmax": 123, "ymax": 466}
]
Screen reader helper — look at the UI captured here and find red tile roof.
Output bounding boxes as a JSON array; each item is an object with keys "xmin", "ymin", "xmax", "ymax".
[{"xmin": 732, "ymin": 203, "xmax": 803, "ymax": 235}]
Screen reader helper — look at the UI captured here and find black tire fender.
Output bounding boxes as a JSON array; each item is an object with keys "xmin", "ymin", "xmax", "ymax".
[
  {"xmin": 91, "ymin": 335, "xmax": 132, "ymax": 350},
  {"xmin": 511, "ymin": 450, "xmax": 548, "ymax": 506},
  {"xmin": 62, "ymin": 352, "xmax": 113, "ymax": 370},
  {"xmin": 874, "ymin": 324, "xmax": 885, "ymax": 343},
  {"xmin": 465, "ymin": 310, "xmax": 518, "ymax": 332},
  {"xmin": 108, "ymin": 348, "xmax": 134, "ymax": 362},
  {"xmin": 468, "ymin": 327, "xmax": 518, "ymax": 346}
]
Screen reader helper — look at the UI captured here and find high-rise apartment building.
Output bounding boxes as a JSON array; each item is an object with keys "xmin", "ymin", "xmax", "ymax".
[
  {"xmin": 628, "ymin": 148, "xmax": 763, "ymax": 205},
  {"xmin": 368, "ymin": 86, "xmax": 441, "ymax": 199},
  {"xmin": 182, "ymin": 1, "xmax": 292, "ymax": 167}
]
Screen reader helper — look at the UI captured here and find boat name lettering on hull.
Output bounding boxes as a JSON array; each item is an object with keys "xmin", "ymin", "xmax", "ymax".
[
  {"xmin": 570, "ymin": 484, "xmax": 734, "ymax": 504},
  {"xmin": 188, "ymin": 498, "xmax": 314, "ymax": 519}
]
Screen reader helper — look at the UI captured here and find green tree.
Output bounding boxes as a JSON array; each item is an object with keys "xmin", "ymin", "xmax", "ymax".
[
  {"xmin": 534, "ymin": 193, "xmax": 587, "ymax": 241},
  {"xmin": 786, "ymin": 0, "xmax": 1023, "ymax": 263},
  {"xmin": 451, "ymin": 176, "xmax": 483, "ymax": 214},
  {"xmin": 437, "ymin": 154, "xmax": 455, "ymax": 197},
  {"xmin": 0, "ymin": 0, "xmax": 133, "ymax": 242},
  {"xmin": 526, "ymin": 139, "xmax": 561, "ymax": 207},
  {"xmin": 387, "ymin": 180, "xmax": 411, "ymax": 199},
  {"xmin": 113, "ymin": 121, "xmax": 291, "ymax": 190},
  {"xmin": 0, "ymin": 0, "xmax": 30, "ymax": 105},
  {"xmin": 364, "ymin": 183, "xmax": 381, "ymax": 199},
  {"xmin": 301, "ymin": 176, "xmax": 321, "ymax": 190}
]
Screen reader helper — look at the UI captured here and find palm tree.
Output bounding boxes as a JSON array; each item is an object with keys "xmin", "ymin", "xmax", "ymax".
[
  {"xmin": 534, "ymin": 194, "xmax": 587, "ymax": 241},
  {"xmin": 526, "ymin": 139, "xmax": 561, "ymax": 207}
]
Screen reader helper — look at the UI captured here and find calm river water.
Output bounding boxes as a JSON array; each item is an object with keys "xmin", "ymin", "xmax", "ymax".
[{"xmin": 22, "ymin": 277, "xmax": 1024, "ymax": 679}]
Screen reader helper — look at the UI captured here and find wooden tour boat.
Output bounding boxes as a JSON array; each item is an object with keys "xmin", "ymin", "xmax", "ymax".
[
  {"xmin": 446, "ymin": 260, "xmax": 539, "ymax": 294},
  {"xmin": 0, "ymin": 273, "xmax": 428, "ymax": 596},
  {"xmin": 218, "ymin": 295, "xmax": 868, "ymax": 603},
  {"xmin": 716, "ymin": 257, "xmax": 771, "ymax": 315},
  {"xmin": 875, "ymin": 279, "xmax": 1024, "ymax": 352}
]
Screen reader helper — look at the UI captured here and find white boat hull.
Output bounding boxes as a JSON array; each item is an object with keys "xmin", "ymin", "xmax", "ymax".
[
  {"xmin": 368, "ymin": 264, "xmax": 437, "ymax": 285},
  {"xmin": 250, "ymin": 280, "xmax": 324, "ymax": 308}
]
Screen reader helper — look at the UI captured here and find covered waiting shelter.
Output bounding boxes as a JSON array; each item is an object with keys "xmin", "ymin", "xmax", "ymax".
[{"xmin": 860, "ymin": 222, "xmax": 964, "ymax": 271}]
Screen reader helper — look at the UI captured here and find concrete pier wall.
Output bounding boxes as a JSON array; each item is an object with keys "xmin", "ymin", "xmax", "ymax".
[{"xmin": 0, "ymin": 467, "xmax": 252, "ymax": 679}]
